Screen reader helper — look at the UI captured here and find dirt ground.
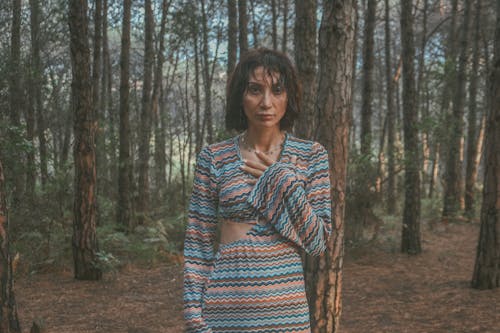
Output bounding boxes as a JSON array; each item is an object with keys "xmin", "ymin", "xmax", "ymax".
[{"xmin": 17, "ymin": 222, "xmax": 499, "ymax": 333}]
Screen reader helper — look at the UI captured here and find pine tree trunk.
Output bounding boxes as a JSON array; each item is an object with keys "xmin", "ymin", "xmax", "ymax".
[
  {"xmin": 294, "ymin": 0, "xmax": 317, "ymax": 139},
  {"xmin": 69, "ymin": 0, "xmax": 102, "ymax": 280},
  {"xmin": 282, "ymin": 0, "xmax": 288, "ymax": 53},
  {"xmin": 306, "ymin": 1, "xmax": 356, "ymax": 332},
  {"xmin": 0, "ymin": 160, "xmax": 21, "ymax": 333},
  {"xmin": 471, "ymin": 0, "xmax": 500, "ymax": 289},
  {"xmin": 465, "ymin": 0, "xmax": 482, "ymax": 218},
  {"xmin": 227, "ymin": 0, "xmax": 238, "ymax": 76},
  {"xmin": 117, "ymin": 0, "xmax": 133, "ymax": 229},
  {"xmin": 384, "ymin": 0, "xmax": 396, "ymax": 214},
  {"xmin": 400, "ymin": 0, "xmax": 421, "ymax": 254},
  {"xmin": 238, "ymin": 0, "xmax": 249, "ymax": 53},
  {"xmin": 137, "ymin": 0, "xmax": 155, "ymax": 225}
]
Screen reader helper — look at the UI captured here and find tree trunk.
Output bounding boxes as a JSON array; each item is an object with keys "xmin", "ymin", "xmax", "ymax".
[
  {"xmin": 194, "ymin": 32, "xmax": 202, "ymax": 153},
  {"xmin": 441, "ymin": 0, "xmax": 463, "ymax": 219},
  {"xmin": 249, "ymin": 0, "xmax": 259, "ymax": 47},
  {"xmin": 384, "ymin": 0, "xmax": 396, "ymax": 214},
  {"xmin": 152, "ymin": 0, "xmax": 170, "ymax": 205},
  {"xmin": 294, "ymin": 0, "xmax": 317, "ymax": 139},
  {"xmin": 227, "ymin": 0, "xmax": 238, "ymax": 76},
  {"xmin": 282, "ymin": 0, "xmax": 288, "ymax": 53},
  {"xmin": 68, "ymin": 0, "xmax": 102, "ymax": 280},
  {"xmin": 271, "ymin": 0, "xmax": 278, "ymax": 50},
  {"xmin": 117, "ymin": 0, "xmax": 133, "ymax": 229},
  {"xmin": 306, "ymin": 1, "xmax": 356, "ymax": 332},
  {"xmin": 8, "ymin": 0, "xmax": 24, "ymax": 207},
  {"xmin": 360, "ymin": 0, "xmax": 376, "ymax": 157},
  {"xmin": 137, "ymin": 0, "xmax": 155, "ymax": 225},
  {"xmin": 400, "ymin": 0, "xmax": 421, "ymax": 254},
  {"xmin": 465, "ymin": 0, "xmax": 482, "ymax": 218},
  {"xmin": 471, "ymin": 0, "xmax": 500, "ymax": 289},
  {"xmin": 238, "ymin": 0, "xmax": 249, "ymax": 53},
  {"xmin": 0, "ymin": 161, "xmax": 21, "ymax": 333}
]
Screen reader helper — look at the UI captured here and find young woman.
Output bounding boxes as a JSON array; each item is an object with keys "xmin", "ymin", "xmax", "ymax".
[{"xmin": 183, "ymin": 48, "xmax": 332, "ymax": 333}]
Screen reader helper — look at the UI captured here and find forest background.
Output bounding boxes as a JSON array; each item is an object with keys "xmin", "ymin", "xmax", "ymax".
[{"xmin": 0, "ymin": 0, "xmax": 499, "ymax": 332}]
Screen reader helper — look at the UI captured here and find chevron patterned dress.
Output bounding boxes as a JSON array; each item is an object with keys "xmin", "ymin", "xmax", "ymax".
[{"xmin": 183, "ymin": 133, "xmax": 332, "ymax": 333}]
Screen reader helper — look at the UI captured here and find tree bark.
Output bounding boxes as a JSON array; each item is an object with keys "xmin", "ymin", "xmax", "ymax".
[
  {"xmin": 238, "ymin": 0, "xmax": 249, "ymax": 53},
  {"xmin": 117, "ymin": 0, "xmax": 133, "ymax": 229},
  {"xmin": 306, "ymin": 1, "xmax": 356, "ymax": 332},
  {"xmin": 294, "ymin": 0, "xmax": 317, "ymax": 139},
  {"xmin": 471, "ymin": 0, "xmax": 500, "ymax": 289},
  {"xmin": 384, "ymin": 0, "xmax": 396, "ymax": 214},
  {"xmin": 137, "ymin": 0, "xmax": 155, "ymax": 225},
  {"xmin": 271, "ymin": 0, "xmax": 278, "ymax": 50},
  {"xmin": 400, "ymin": 0, "xmax": 421, "ymax": 254},
  {"xmin": 282, "ymin": 0, "xmax": 288, "ymax": 53},
  {"xmin": 68, "ymin": 0, "xmax": 102, "ymax": 280},
  {"xmin": 0, "ymin": 160, "xmax": 21, "ymax": 333},
  {"xmin": 227, "ymin": 0, "xmax": 238, "ymax": 76},
  {"xmin": 465, "ymin": 0, "xmax": 482, "ymax": 218}
]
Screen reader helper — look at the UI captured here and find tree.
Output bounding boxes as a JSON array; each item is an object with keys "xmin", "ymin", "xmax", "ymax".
[
  {"xmin": 0, "ymin": 160, "xmax": 21, "ymax": 333},
  {"xmin": 117, "ymin": 0, "xmax": 133, "ymax": 229},
  {"xmin": 471, "ymin": 0, "xmax": 500, "ymax": 290},
  {"xmin": 238, "ymin": 0, "xmax": 249, "ymax": 53},
  {"xmin": 227, "ymin": 0, "xmax": 238, "ymax": 76},
  {"xmin": 306, "ymin": 1, "xmax": 356, "ymax": 332},
  {"xmin": 68, "ymin": 0, "xmax": 102, "ymax": 280},
  {"xmin": 400, "ymin": 0, "xmax": 421, "ymax": 254},
  {"xmin": 137, "ymin": 0, "xmax": 155, "ymax": 225},
  {"xmin": 294, "ymin": 0, "xmax": 317, "ymax": 139}
]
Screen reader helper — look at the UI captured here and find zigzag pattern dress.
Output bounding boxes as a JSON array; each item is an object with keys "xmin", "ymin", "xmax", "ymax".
[{"xmin": 183, "ymin": 133, "xmax": 332, "ymax": 333}]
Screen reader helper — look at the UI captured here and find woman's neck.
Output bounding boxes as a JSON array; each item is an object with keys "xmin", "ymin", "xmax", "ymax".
[{"xmin": 244, "ymin": 127, "xmax": 284, "ymax": 152}]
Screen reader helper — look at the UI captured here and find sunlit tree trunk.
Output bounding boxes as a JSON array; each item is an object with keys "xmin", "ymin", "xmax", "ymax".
[
  {"xmin": 306, "ymin": 1, "xmax": 356, "ymax": 332},
  {"xmin": 117, "ymin": 0, "xmax": 133, "ymax": 229},
  {"xmin": 294, "ymin": 0, "xmax": 317, "ymax": 139},
  {"xmin": 471, "ymin": 0, "xmax": 500, "ymax": 289},
  {"xmin": 400, "ymin": 0, "xmax": 421, "ymax": 254},
  {"xmin": 465, "ymin": 0, "xmax": 482, "ymax": 218},
  {"xmin": 69, "ymin": 0, "xmax": 102, "ymax": 280}
]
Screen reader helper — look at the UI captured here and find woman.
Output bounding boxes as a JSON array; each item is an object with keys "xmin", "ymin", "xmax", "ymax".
[{"xmin": 184, "ymin": 48, "xmax": 332, "ymax": 333}]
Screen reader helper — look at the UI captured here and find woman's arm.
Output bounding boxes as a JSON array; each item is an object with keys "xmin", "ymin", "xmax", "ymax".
[
  {"xmin": 183, "ymin": 147, "xmax": 218, "ymax": 333},
  {"xmin": 247, "ymin": 142, "xmax": 332, "ymax": 256}
]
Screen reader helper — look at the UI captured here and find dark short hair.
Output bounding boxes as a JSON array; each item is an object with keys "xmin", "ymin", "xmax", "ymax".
[{"xmin": 225, "ymin": 48, "xmax": 302, "ymax": 131}]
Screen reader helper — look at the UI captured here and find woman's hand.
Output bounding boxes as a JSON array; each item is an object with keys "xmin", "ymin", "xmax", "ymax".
[{"xmin": 241, "ymin": 151, "xmax": 297, "ymax": 184}]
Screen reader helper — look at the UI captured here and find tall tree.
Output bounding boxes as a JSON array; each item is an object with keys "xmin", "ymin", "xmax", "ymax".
[
  {"xmin": 400, "ymin": 0, "xmax": 421, "ymax": 254},
  {"xmin": 68, "ymin": 0, "xmax": 102, "ymax": 280},
  {"xmin": 471, "ymin": 0, "xmax": 500, "ymax": 290},
  {"xmin": 306, "ymin": 1, "xmax": 356, "ymax": 332},
  {"xmin": 137, "ymin": 0, "xmax": 155, "ymax": 225},
  {"xmin": 8, "ymin": 0, "xmax": 24, "ymax": 206},
  {"xmin": 465, "ymin": 0, "xmax": 482, "ymax": 217},
  {"xmin": 384, "ymin": 0, "xmax": 396, "ymax": 214},
  {"xmin": 117, "ymin": 0, "xmax": 133, "ymax": 229},
  {"xmin": 294, "ymin": 0, "xmax": 317, "ymax": 139},
  {"xmin": 238, "ymin": 0, "xmax": 249, "ymax": 53},
  {"xmin": 227, "ymin": 0, "xmax": 238, "ymax": 76},
  {"xmin": 271, "ymin": 0, "xmax": 278, "ymax": 50},
  {"xmin": 360, "ymin": 0, "xmax": 376, "ymax": 156},
  {"xmin": 0, "ymin": 160, "xmax": 21, "ymax": 333},
  {"xmin": 282, "ymin": 0, "xmax": 288, "ymax": 53}
]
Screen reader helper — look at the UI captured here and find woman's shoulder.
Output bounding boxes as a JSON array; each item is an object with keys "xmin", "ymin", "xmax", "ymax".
[{"xmin": 198, "ymin": 136, "xmax": 239, "ymax": 167}]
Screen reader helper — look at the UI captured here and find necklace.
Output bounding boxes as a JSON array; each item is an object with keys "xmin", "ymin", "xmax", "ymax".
[{"xmin": 240, "ymin": 131, "xmax": 285, "ymax": 156}]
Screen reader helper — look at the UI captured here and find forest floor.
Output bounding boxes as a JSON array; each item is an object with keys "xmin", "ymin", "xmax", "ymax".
[{"xmin": 17, "ymin": 221, "xmax": 499, "ymax": 333}]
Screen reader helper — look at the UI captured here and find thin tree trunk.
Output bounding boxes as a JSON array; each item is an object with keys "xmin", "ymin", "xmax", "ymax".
[
  {"xmin": 294, "ymin": 0, "xmax": 317, "ymax": 139},
  {"xmin": 117, "ymin": 0, "xmax": 133, "ymax": 229},
  {"xmin": 271, "ymin": 0, "xmax": 278, "ymax": 50},
  {"xmin": 194, "ymin": 32, "xmax": 202, "ymax": 153},
  {"xmin": 465, "ymin": 0, "xmax": 482, "ymax": 218},
  {"xmin": 471, "ymin": 0, "xmax": 500, "ymax": 289},
  {"xmin": 249, "ymin": 0, "xmax": 259, "ymax": 47},
  {"xmin": 400, "ymin": 0, "xmax": 421, "ymax": 254},
  {"xmin": 0, "ymin": 160, "xmax": 21, "ymax": 333},
  {"xmin": 137, "ymin": 0, "xmax": 155, "ymax": 225},
  {"xmin": 307, "ymin": 1, "xmax": 356, "ymax": 332},
  {"xmin": 238, "ymin": 0, "xmax": 249, "ymax": 53},
  {"xmin": 227, "ymin": 0, "xmax": 238, "ymax": 76},
  {"xmin": 282, "ymin": 0, "xmax": 288, "ymax": 53},
  {"xmin": 68, "ymin": 0, "xmax": 102, "ymax": 280},
  {"xmin": 385, "ymin": 0, "xmax": 396, "ymax": 214}
]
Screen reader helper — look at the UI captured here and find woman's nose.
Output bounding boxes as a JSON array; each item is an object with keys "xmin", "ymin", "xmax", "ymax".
[{"xmin": 260, "ymin": 90, "xmax": 272, "ymax": 108}]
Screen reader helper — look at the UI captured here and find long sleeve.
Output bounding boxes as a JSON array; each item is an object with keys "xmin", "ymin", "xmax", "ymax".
[
  {"xmin": 183, "ymin": 147, "xmax": 218, "ymax": 333},
  {"xmin": 247, "ymin": 142, "xmax": 332, "ymax": 256}
]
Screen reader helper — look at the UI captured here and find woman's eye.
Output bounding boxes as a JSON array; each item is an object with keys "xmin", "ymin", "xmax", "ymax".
[
  {"xmin": 272, "ymin": 85, "xmax": 284, "ymax": 94},
  {"xmin": 248, "ymin": 85, "xmax": 261, "ymax": 94}
]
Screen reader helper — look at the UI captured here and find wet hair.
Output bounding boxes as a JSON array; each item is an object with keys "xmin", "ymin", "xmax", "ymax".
[{"xmin": 225, "ymin": 48, "xmax": 301, "ymax": 131}]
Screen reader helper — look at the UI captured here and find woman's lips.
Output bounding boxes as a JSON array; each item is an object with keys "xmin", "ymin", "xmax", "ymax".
[{"xmin": 257, "ymin": 114, "xmax": 274, "ymax": 120}]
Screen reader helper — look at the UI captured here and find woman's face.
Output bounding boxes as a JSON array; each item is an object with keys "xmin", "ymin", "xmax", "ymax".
[{"xmin": 242, "ymin": 66, "xmax": 287, "ymax": 131}]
